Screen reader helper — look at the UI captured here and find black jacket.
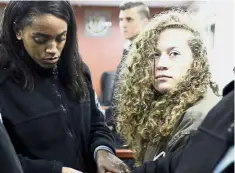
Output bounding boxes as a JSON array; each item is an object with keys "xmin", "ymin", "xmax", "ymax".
[
  {"xmin": 132, "ymin": 81, "xmax": 234, "ymax": 173},
  {"xmin": 0, "ymin": 61, "xmax": 115, "ymax": 173},
  {"xmin": 0, "ymin": 122, "xmax": 23, "ymax": 173}
]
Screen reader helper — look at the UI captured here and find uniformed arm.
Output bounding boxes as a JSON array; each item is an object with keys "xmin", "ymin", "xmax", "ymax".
[
  {"xmin": 131, "ymin": 148, "xmax": 183, "ymax": 173},
  {"xmin": 82, "ymin": 62, "xmax": 115, "ymax": 155},
  {"xmin": 0, "ymin": 120, "xmax": 24, "ymax": 173},
  {"xmin": 88, "ymin": 82, "xmax": 115, "ymax": 156}
]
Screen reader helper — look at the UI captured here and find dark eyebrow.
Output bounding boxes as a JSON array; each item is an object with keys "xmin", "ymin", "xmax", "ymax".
[
  {"xmin": 32, "ymin": 31, "xmax": 67, "ymax": 38},
  {"xmin": 32, "ymin": 32, "xmax": 50, "ymax": 38},
  {"xmin": 57, "ymin": 31, "xmax": 67, "ymax": 37},
  {"xmin": 155, "ymin": 47, "xmax": 179, "ymax": 53},
  {"xmin": 126, "ymin": 17, "xmax": 133, "ymax": 20},
  {"xmin": 167, "ymin": 47, "xmax": 178, "ymax": 52}
]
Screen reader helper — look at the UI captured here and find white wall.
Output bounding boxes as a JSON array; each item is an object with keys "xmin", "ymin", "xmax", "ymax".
[
  {"xmin": 212, "ymin": 0, "xmax": 234, "ymax": 91},
  {"xmin": 188, "ymin": 0, "xmax": 234, "ymax": 92}
]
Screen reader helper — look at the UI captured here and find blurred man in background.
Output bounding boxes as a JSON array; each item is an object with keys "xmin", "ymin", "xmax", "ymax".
[{"xmin": 119, "ymin": 1, "xmax": 150, "ymax": 60}]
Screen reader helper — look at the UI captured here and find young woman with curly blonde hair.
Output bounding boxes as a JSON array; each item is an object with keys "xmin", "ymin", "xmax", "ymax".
[{"xmin": 113, "ymin": 9, "xmax": 220, "ymax": 166}]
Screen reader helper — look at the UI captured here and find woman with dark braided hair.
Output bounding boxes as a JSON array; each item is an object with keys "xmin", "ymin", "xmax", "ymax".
[
  {"xmin": 113, "ymin": 9, "xmax": 220, "ymax": 166},
  {"xmin": 0, "ymin": 1, "xmax": 129, "ymax": 173}
]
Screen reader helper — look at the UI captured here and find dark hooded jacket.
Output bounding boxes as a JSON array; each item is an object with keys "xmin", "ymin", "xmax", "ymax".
[
  {"xmin": 132, "ymin": 81, "xmax": 234, "ymax": 173},
  {"xmin": 0, "ymin": 55, "xmax": 115, "ymax": 173}
]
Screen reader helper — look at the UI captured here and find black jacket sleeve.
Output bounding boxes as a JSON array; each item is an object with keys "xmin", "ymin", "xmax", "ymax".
[
  {"xmin": 88, "ymin": 76, "xmax": 115, "ymax": 154},
  {"xmin": 0, "ymin": 122, "xmax": 24, "ymax": 173},
  {"xmin": 131, "ymin": 146, "xmax": 183, "ymax": 173},
  {"xmin": 83, "ymin": 64, "xmax": 115, "ymax": 155}
]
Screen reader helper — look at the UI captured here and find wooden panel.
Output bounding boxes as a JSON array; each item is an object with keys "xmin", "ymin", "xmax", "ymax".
[{"xmin": 116, "ymin": 149, "xmax": 134, "ymax": 159}]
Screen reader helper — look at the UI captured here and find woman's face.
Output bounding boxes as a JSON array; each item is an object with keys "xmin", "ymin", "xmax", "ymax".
[
  {"xmin": 153, "ymin": 28, "xmax": 194, "ymax": 93},
  {"xmin": 16, "ymin": 14, "xmax": 68, "ymax": 68}
]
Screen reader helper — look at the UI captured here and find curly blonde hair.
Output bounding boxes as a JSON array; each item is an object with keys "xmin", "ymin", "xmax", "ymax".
[{"xmin": 113, "ymin": 9, "xmax": 219, "ymax": 165}]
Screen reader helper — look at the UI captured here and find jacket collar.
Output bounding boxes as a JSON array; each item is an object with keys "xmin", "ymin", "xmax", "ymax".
[{"xmin": 223, "ymin": 81, "xmax": 234, "ymax": 96}]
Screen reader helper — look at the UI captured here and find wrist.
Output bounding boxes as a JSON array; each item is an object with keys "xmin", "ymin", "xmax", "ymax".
[
  {"xmin": 96, "ymin": 150, "xmax": 111, "ymax": 161},
  {"xmin": 94, "ymin": 146, "xmax": 114, "ymax": 161}
]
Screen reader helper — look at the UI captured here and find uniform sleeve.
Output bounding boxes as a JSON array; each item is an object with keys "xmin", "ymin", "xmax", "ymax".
[{"xmin": 88, "ymin": 82, "xmax": 115, "ymax": 156}]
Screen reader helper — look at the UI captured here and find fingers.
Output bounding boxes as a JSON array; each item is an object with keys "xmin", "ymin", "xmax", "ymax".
[
  {"xmin": 119, "ymin": 162, "xmax": 130, "ymax": 173},
  {"xmin": 97, "ymin": 165, "xmax": 106, "ymax": 173},
  {"xmin": 100, "ymin": 163, "xmax": 118, "ymax": 173},
  {"xmin": 104, "ymin": 161, "xmax": 130, "ymax": 173},
  {"xmin": 97, "ymin": 152, "xmax": 130, "ymax": 173},
  {"xmin": 110, "ymin": 155, "xmax": 130, "ymax": 173},
  {"xmin": 114, "ymin": 161, "xmax": 130, "ymax": 173}
]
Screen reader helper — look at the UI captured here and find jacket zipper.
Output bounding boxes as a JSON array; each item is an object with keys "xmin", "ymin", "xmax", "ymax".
[{"xmin": 52, "ymin": 68, "xmax": 75, "ymax": 139}]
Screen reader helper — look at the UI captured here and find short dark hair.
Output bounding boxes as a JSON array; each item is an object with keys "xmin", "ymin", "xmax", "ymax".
[
  {"xmin": 0, "ymin": 1, "xmax": 86, "ymax": 100},
  {"xmin": 120, "ymin": 1, "xmax": 150, "ymax": 19}
]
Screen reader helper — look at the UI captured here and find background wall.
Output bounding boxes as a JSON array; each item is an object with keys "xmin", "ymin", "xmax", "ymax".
[
  {"xmin": 188, "ymin": 0, "xmax": 234, "ymax": 92},
  {"xmin": 74, "ymin": 6, "xmax": 167, "ymax": 95}
]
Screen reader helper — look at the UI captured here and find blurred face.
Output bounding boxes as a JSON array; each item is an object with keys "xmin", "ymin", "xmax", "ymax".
[
  {"xmin": 16, "ymin": 14, "xmax": 68, "ymax": 68},
  {"xmin": 153, "ymin": 29, "xmax": 193, "ymax": 93},
  {"xmin": 119, "ymin": 7, "xmax": 147, "ymax": 40}
]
